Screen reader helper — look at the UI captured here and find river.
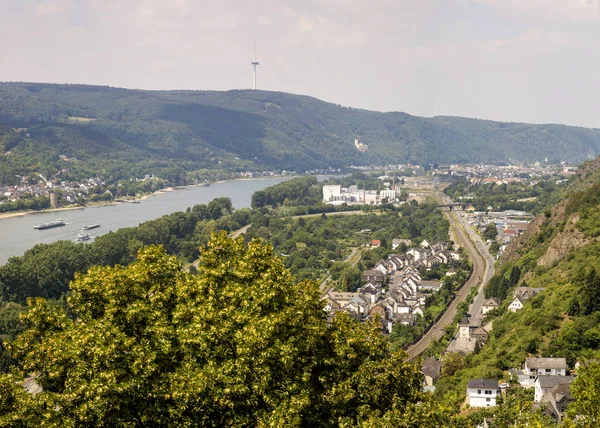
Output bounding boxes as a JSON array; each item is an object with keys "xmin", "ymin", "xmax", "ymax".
[{"xmin": 0, "ymin": 177, "xmax": 296, "ymax": 265}]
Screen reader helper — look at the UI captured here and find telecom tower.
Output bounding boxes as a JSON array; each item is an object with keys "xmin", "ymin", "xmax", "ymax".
[{"xmin": 251, "ymin": 43, "xmax": 259, "ymax": 90}]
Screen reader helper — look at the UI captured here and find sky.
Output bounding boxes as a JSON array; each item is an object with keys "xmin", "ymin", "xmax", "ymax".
[{"xmin": 1, "ymin": 0, "xmax": 600, "ymax": 128}]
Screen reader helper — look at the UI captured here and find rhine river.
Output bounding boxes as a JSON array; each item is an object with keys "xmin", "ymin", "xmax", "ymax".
[{"xmin": 0, "ymin": 177, "xmax": 296, "ymax": 266}]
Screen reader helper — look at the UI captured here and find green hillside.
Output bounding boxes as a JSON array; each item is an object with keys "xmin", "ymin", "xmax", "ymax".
[
  {"xmin": 1, "ymin": 82, "xmax": 599, "ymax": 180},
  {"xmin": 436, "ymin": 156, "xmax": 600, "ymax": 423}
]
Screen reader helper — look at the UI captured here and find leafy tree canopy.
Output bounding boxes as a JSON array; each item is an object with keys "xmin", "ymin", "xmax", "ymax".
[{"xmin": 0, "ymin": 233, "xmax": 444, "ymax": 427}]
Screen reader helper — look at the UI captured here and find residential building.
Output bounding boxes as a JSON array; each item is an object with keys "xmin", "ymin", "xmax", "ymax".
[
  {"xmin": 418, "ymin": 280, "xmax": 442, "ymax": 292},
  {"xmin": 467, "ymin": 379, "xmax": 500, "ymax": 407},
  {"xmin": 482, "ymin": 298, "xmax": 501, "ymax": 315},
  {"xmin": 535, "ymin": 376, "xmax": 574, "ymax": 403},
  {"xmin": 540, "ymin": 381, "xmax": 574, "ymax": 423},
  {"xmin": 422, "ymin": 357, "xmax": 442, "ymax": 387},
  {"xmin": 508, "ymin": 297, "xmax": 524, "ymax": 312},
  {"xmin": 459, "ymin": 317, "xmax": 471, "ymax": 339},
  {"xmin": 525, "ymin": 358, "xmax": 568, "ymax": 378},
  {"xmin": 361, "ymin": 269, "xmax": 385, "ymax": 285}
]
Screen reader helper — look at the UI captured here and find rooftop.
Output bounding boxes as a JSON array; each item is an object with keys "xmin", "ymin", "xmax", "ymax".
[
  {"xmin": 536, "ymin": 376, "xmax": 574, "ymax": 389},
  {"xmin": 526, "ymin": 357, "xmax": 568, "ymax": 370},
  {"xmin": 467, "ymin": 379, "xmax": 499, "ymax": 390}
]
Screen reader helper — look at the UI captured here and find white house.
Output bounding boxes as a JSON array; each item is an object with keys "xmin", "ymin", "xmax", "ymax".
[
  {"xmin": 358, "ymin": 283, "xmax": 382, "ymax": 304},
  {"xmin": 467, "ymin": 379, "xmax": 500, "ymax": 407},
  {"xmin": 508, "ymin": 297, "xmax": 524, "ymax": 312},
  {"xmin": 412, "ymin": 306, "xmax": 424, "ymax": 317},
  {"xmin": 392, "ymin": 239, "xmax": 411, "ymax": 250},
  {"xmin": 344, "ymin": 296, "xmax": 370, "ymax": 317},
  {"xmin": 396, "ymin": 301, "xmax": 411, "ymax": 314},
  {"xmin": 482, "ymin": 298, "xmax": 501, "ymax": 315},
  {"xmin": 374, "ymin": 261, "xmax": 389, "ymax": 275},
  {"xmin": 459, "ymin": 317, "xmax": 471, "ymax": 339},
  {"xmin": 525, "ymin": 358, "xmax": 568, "ymax": 378},
  {"xmin": 509, "ymin": 287, "xmax": 543, "ymax": 312},
  {"xmin": 406, "ymin": 248, "xmax": 425, "ymax": 261}
]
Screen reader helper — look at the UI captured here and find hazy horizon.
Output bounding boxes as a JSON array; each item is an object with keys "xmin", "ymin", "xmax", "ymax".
[{"xmin": 2, "ymin": 1, "xmax": 600, "ymax": 128}]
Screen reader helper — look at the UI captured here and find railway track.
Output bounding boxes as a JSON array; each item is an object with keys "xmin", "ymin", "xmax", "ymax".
[{"xmin": 405, "ymin": 194, "xmax": 489, "ymax": 360}]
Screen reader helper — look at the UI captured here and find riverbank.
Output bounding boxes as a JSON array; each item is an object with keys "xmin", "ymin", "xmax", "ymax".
[
  {"xmin": 0, "ymin": 176, "xmax": 297, "ymax": 221},
  {"xmin": 0, "ymin": 177, "xmax": 294, "ymax": 266}
]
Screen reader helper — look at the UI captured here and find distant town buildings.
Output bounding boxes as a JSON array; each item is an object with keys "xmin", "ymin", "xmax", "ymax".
[
  {"xmin": 322, "ymin": 184, "xmax": 403, "ymax": 205},
  {"xmin": 324, "ymin": 241, "xmax": 459, "ymax": 334}
]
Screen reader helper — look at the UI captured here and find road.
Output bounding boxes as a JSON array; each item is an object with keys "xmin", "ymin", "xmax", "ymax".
[{"xmin": 405, "ymin": 192, "xmax": 494, "ymax": 360}]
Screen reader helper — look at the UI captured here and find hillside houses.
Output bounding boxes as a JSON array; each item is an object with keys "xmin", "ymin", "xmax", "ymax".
[
  {"xmin": 510, "ymin": 357, "xmax": 568, "ymax": 388},
  {"xmin": 508, "ymin": 286, "xmax": 544, "ymax": 312},
  {"xmin": 324, "ymin": 241, "xmax": 458, "ymax": 333},
  {"xmin": 506, "ymin": 356, "xmax": 577, "ymax": 422}
]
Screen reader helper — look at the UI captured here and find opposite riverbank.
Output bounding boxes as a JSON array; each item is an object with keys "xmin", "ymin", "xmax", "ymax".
[{"xmin": 0, "ymin": 176, "xmax": 300, "ymax": 221}]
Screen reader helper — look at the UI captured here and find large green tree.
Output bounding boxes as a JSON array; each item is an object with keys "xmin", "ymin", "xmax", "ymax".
[{"xmin": 0, "ymin": 232, "xmax": 441, "ymax": 427}]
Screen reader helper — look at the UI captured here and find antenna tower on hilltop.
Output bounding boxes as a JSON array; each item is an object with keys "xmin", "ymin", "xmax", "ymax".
[{"xmin": 251, "ymin": 42, "xmax": 259, "ymax": 90}]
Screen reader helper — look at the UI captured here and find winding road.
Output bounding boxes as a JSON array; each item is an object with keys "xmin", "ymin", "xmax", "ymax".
[{"xmin": 405, "ymin": 192, "xmax": 494, "ymax": 360}]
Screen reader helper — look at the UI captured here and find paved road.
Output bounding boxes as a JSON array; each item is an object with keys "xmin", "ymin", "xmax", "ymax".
[{"xmin": 405, "ymin": 192, "xmax": 492, "ymax": 360}]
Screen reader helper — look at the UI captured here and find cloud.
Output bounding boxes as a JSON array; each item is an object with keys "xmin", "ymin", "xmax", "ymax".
[
  {"xmin": 280, "ymin": 12, "xmax": 368, "ymax": 49},
  {"xmin": 35, "ymin": 0, "xmax": 71, "ymax": 16},
  {"xmin": 474, "ymin": 0, "xmax": 600, "ymax": 21},
  {"xmin": 2, "ymin": 0, "xmax": 600, "ymax": 127}
]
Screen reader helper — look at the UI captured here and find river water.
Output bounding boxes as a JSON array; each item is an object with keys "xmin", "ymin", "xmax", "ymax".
[{"xmin": 0, "ymin": 177, "xmax": 295, "ymax": 265}]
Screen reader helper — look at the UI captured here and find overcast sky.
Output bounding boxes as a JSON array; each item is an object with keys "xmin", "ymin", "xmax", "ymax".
[{"xmin": 1, "ymin": 0, "xmax": 600, "ymax": 127}]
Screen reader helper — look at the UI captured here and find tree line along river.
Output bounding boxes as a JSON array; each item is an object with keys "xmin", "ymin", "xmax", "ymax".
[{"xmin": 0, "ymin": 177, "xmax": 296, "ymax": 266}]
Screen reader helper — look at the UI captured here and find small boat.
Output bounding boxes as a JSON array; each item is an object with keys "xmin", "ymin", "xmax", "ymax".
[
  {"xmin": 75, "ymin": 231, "xmax": 92, "ymax": 242},
  {"xmin": 34, "ymin": 219, "xmax": 65, "ymax": 230},
  {"xmin": 82, "ymin": 224, "xmax": 100, "ymax": 230}
]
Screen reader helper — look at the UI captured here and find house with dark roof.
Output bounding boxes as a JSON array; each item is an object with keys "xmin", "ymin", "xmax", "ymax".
[
  {"xmin": 422, "ymin": 357, "xmax": 442, "ymax": 387},
  {"xmin": 467, "ymin": 379, "xmax": 500, "ymax": 407},
  {"xmin": 396, "ymin": 313, "xmax": 416, "ymax": 326},
  {"xmin": 471, "ymin": 327, "xmax": 489, "ymax": 344},
  {"xmin": 535, "ymin": 376, "xmax": 574, "ymax": 403},
  {"xmin": 511, "ymin": 357, "xmax": 569, "ymax": 388},
  {"xmin": 361, "ymin": 269, "xmax": 385, "ymax": 285},
  {"xmin": 540, "ymin": 380, "xmax": 574, "ymax": 423}
]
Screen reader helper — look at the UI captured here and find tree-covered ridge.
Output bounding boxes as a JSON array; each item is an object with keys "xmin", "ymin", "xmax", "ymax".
[
  {"xmin": 432, "ymin": 155, "xmax": 600, "ymax": 424},
  {"xmin": 1, "ymin": 82, "xmax": 600, "ymax": 178},
  {"xmin": 0, "ymin": 233, "xmax": 452, "ymax": 427}
]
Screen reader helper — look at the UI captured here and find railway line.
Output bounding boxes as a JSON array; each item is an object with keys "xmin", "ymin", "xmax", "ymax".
[{"xmin": 405, "ymin": 193, "xmax": 492, "ymax": 360}]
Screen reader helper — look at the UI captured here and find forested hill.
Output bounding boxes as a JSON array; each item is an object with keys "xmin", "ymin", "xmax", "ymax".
[
  {"xmin": 1, "ymin": 82, "xmax": 600, "ymax": 176},
  {"xmin": 435, "ymin": 155, "xmax": 600, "ymax": 421}
]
